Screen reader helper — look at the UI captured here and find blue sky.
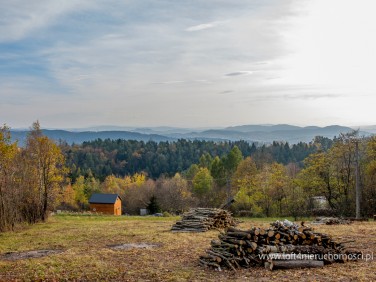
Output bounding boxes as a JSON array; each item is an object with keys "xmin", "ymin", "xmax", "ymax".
[{"xmin": 1, "ymin": 0, "xmax": 376, "ymax": 129}]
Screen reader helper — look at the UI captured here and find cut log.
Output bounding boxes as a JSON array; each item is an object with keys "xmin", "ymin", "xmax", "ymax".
[
  {"xmin": 267, "ymin": 230, "xmax": 275, "ymax": 237},
  {"xmin": 267, "ymin": 253, "xmax": 317, "ymax": 260},
  {"xmin": 201, "ymin": 254, "xmax": 222, "ymax": 263},
  {"xmin": 199, "ymin": 259, "xmax": 222, "ymax": 271},
  {"xmin": 227, "ymin": 231, "xmax": 252, "ymax": 239},
  {"xmin": 265, "ymin": 259, "xmax": 324, "ymax": 270},
  {"xmin": 254, "ymin": 228, "xmax": 260, "ymax": 236},
  {"xmin": 247, "ymin": 241, "xmax": 258, "ymax": 251}
]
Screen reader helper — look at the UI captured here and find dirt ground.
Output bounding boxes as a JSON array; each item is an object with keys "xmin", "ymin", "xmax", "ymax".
[
  {"xmin": 0, "ymin": 249, "xmax": 65, "ymax": 261},
  {"xmin": 0, "ymin": 215, "xmax": 375, "ymax": 281}
]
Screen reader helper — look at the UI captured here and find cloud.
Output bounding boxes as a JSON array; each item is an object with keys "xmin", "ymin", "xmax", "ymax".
[
  {"xmin": 259, "ymin": 93, "xmax": 345, "ymax": 102},
  {"xmin": 71, "ymin": 75, "xmax": 90, "ymax": 82},
  {"xmin": 225, "ymin": 71, "xmax": 254, "ymax": 76},
  {"xmin": 219, "ymin": 90, "xmax": 234, "ymax": 94},
  {"xmin": 287, "ymin": 93, "xmax": 343, "ymax": 100},
  {"xmin": 152, "ymin": 79, "xmax": 211, "ymax": 85},
  {"xmin": 250, "ymin": 92, "xmax": 345, "ymax": 102},
  {"xmin": 152, "ymin": 80, "xmax": 186, "ymax": 85},
  {"xmin": 0, "ymin": 1, "xmax": 94, "ymax": 42},
  {"xmin": 185, "ymin": 21, "xmax": 222, "ymax": 32}
]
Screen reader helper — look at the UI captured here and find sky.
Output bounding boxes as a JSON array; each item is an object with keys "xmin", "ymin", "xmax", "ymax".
[{"xmin": 1, "ymin": 0, "xmax": 376, "ymax": 129}]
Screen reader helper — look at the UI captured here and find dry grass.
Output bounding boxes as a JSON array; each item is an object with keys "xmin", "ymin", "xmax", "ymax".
[{"xmin": 0, "ymin": 215, "xmax": 375, "ymax": 281}]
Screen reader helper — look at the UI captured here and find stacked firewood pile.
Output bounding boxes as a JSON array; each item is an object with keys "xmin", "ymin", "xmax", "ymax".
[
  {"xmin": 199, "ymin": 219, "xmax": 360, "ymax": 271},
  {"xmin": 171, "ymin": 208, "xmax": 236, "ymax": 232},
  {"xmin": 312, "ymin": 217, "xmax": 352, "ymax": 225}
]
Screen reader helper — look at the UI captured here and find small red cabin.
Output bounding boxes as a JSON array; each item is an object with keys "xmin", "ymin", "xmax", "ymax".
[{"xmin": 89, "ymin": 193, "xmax": 122, "ymax": 215}]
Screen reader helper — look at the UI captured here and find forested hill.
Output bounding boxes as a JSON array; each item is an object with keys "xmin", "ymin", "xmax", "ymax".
[
  {"xmin": 185, "ymin": 125, "xmax": 359, "ymax": 144},
  {"xmin": 62, "ymin": 138, "xmax": 326, "ymax": 181},
  {"xmin": 10, "ymin": 129, "xmax": 174, "ymax": 146},
  {"xmin": 10, "ymin": 124, "xmax": 365, "ymax": 145}
]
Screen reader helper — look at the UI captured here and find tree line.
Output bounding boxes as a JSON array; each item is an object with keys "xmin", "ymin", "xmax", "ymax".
[
  {"xmin": 1, "ymin": 122, "xmax": 375, "ymax": 232},
  {"xmin": 60, "ymin": 131, "xmax": 375, "ymax": 218}
]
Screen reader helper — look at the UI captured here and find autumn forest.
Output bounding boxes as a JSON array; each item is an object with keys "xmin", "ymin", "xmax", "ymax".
[{"xmin": 1, "ymin": 122, "xmax": 376, "ymax": 232}]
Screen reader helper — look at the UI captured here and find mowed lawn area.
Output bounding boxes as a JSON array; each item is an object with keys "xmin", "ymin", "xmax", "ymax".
[{"xmin": 0, "ymin": 215, "xmax": 375, "ymax": 281}]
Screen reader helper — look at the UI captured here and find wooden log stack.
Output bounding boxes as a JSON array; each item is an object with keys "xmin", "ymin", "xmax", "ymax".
[
  {"xmin": 199, "ymin": 219, "xmax": 361, "ymax": 271},
  {"xmin": 171, "ymin": 208, "xmax": 236, "ymax": 232}
]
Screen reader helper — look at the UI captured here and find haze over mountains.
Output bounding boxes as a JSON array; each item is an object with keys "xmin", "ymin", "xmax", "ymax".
[{"xmin": 9, "ymin": 124, "xmax": 374, "ymax": 146}]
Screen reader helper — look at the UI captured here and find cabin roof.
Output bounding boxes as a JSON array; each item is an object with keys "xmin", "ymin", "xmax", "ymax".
[{"xmin": 89, "ymin": 193, "xmax": 121, "ymax": 204}]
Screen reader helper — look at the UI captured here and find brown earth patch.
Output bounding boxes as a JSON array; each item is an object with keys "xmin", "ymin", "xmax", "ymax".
[
  {"xmin": 107, "ymin": 242, "xmax": 161, "ymax": 250},
  {"xmin": 0, "ymin": 249, "xmax": 65, "ymax": 261}
]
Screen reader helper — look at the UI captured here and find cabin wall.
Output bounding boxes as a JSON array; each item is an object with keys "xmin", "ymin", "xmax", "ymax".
[
  {"xmin": 114, "ymin": 198, "xmax": 122, "ymax": 215},
  {"xmin": 90, "ymin": 198, "xmax": 122, "ymax": 215},
  {"xmin": 90, "ymin": 203, "xmax": 115, "ymax": 215}
]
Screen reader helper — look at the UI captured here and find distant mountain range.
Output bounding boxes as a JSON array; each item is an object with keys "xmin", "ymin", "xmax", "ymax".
[{"xmin": 10, "ymin": 124, "xmax": 374, "ymax": 146}]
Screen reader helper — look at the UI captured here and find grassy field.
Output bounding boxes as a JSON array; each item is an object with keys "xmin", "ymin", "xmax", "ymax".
[{"xmin": 0, "ymin": 215, "xmax": 375, "ymax": 281}]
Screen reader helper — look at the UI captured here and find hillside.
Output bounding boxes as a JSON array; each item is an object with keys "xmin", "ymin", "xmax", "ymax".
[
  {"xmin": 10, "ymin": 130, "xmax": 174, "ymax": 146},
  {"xmin": 182, "ymin": 125, "xmax": 357, "ymax": 144},
  {"xmin": 10, "ymin": 124, "xmax": 370, "ymax": 145}
]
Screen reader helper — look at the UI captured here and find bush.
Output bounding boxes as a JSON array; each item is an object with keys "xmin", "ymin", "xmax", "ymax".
[
  {"xmin": 162, "ymin": 211, "xmax": 172, "ymax": 217},
  {"xmin": 237, "ymin": 210, "xmax": 254, "ymax": 217}
]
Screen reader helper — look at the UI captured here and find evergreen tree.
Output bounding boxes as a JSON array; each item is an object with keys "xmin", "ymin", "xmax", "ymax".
[{"xmin": 147, "ymin": 195, "xmax": 161, "ymax": 214}]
